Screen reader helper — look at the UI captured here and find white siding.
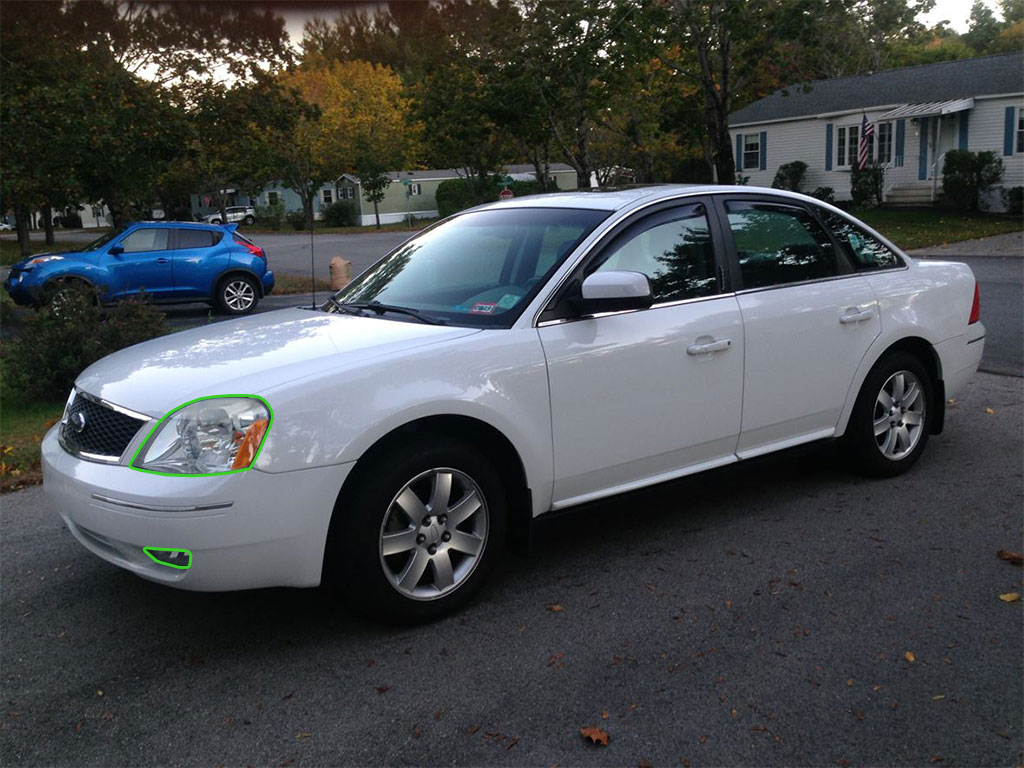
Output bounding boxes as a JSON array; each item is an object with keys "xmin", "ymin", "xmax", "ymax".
[{"xmin": 732, "ymin": 94, "xmax": 1023, "ymax": 203}]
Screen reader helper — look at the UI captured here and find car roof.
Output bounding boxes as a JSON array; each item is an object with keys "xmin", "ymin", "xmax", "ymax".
[
  {"xmin": 475, "ymin": 184, "xmax": 827, "ymax": 214},
  {"xmin": 128, "ymin": 220, "xmax": 224, "ymax": 230}
]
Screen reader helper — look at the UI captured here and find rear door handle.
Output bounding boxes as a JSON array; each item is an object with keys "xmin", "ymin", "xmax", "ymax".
[
  {"xmin": 155, "ymin": 257, "xmax": 169, "ymax": 264},
  {"xmin": 687, "ymin": 338, "xmax": 732, "ymax": 355},
  {"xmin": 840, "ymin": 308, "xmax": 874, "ymax": 324}
]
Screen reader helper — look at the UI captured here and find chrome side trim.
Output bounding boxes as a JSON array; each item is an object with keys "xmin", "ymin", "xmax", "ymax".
[
  {"xmin": 91, "ymin": 493, "xmax": 234, "ymax": 513},
  {"xmin": 536, "ymin": 291, "xmax": 738, "ymax": 327}
]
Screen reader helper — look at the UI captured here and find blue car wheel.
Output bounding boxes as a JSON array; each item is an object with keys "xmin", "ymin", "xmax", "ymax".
[{"xmin": 216, "ymin": 274, "xmax": 259, "ymax": 315}]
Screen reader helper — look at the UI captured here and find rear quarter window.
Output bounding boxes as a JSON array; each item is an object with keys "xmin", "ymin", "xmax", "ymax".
[
  {"xmin": 819, "ymin": 209, "xmax": 903, "ymax": 271},
  {"xmin": 177, "ymin": 230, "xmax": 220, "ymax": 249}
]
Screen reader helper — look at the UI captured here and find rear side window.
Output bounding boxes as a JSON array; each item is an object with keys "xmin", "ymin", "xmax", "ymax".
[
  {"xmin": 177, "ymin": 229, "xmax": 219, "ymax": 249},
  {"xmin": 120, "ymin": 228, "xmax": 170, "ymax": 253},
  {"xmin": 593, "ymin": 204, "xmax": 717, "ymax": 303},
  {"xmin": 725, "ymin": 201, "xmax": 838, "ymax": 289},
  {"xmin": 819, "ymin": 209, "xmax": 903, "ymax": 271}
]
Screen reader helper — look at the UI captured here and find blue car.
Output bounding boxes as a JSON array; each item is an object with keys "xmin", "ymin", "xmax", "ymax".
[{"xmin": 3, "ymin": 221, "xmax": 275, "ymax": 315}]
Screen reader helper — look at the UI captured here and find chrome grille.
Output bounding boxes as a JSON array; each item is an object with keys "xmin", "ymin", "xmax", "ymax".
[{"xmin": 59, "ymin": 391, "xmax": 148, "ymax": 462}]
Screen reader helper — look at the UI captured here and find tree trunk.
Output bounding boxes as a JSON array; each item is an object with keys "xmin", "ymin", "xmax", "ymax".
[
  {"xmin": 373, "ymin": 199, "xmax": 381, "ymax": 229},
  {"xmin": 713, "ymin": 113, "xmax": 736, "ymax": 184},
  {"xmin": 15, "ymin": 205, "xmax": 31, "ymax": 257},
  {"xmin": 42, "ymin": 203, "xmax": 54, "ymax": 245}
]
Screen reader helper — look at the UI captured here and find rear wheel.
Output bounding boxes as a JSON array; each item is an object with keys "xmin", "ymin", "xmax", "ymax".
[
  {"xmin": 328, "ymin": 435, "xmax": 506, "ymax": 623},
  {"xmin": 243, "ymin": 215, "xmax": 255, "ymax": 225},
  {"xmin": 847, "ymin": 352, "xmax": 932, "ymax": 477},
  {"xmin": 215, "ymin": 274, "xmax": 258, "ymax": 315}
]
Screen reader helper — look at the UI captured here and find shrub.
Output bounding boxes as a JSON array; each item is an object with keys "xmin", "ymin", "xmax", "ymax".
[
  {"xmin": 850, "ymin": 164, "xmax": 884, "ymax": 207},
  {"xmin": 286, "ymin": 210, "xmax": 307, "ymax": 230},
  {"xmin": 1005, "ymin": 186, "xmax": 1023, "ymax": 215},
  {"xmin": 771, "ymin": 161, "xmax": 808, "ymax": 193},
  {"xmin": 941, "ymin": 150, "xmax": 1003, "ymax": 211},
  {"xmin": 3, "ymin": 289, "xmax": 169, "ymax": 402},
  {"xmin": 435, "ymin": 177, "xmax": 549, "ymax": 217},
  {"xmin": 810, "ymin": 186, "xmax": 836, "ymax": 203},
  {"xmin": 256, "ymin": 200, "xmax": 285, "ymax": 230},
  {"xmin": 735, "ymin": 172, "xmax": 750, "ymax": 186},
  {"xmin": 322, "ymin": 200, "xmax": 357, "ymax": 227}
]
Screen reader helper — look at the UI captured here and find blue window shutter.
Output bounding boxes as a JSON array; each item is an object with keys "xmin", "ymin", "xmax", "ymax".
[
  {"xmin": 736, "ymin": 133, "xmax": 743, "ymax": 171},
  {"xmin": 959, "ymin": 111, "xmax": 969, "ymax": 150},
  {"xmin": 825, "ymin": 124, "xmax": 833, "ymax": 171},
  {"xmin": 918, "ymin": 117, "xmax": 929, "ymax": 180},
  {"xmin": 759, "ymin": 131, "xmax": 767, "ymax": 170},
  {"xmin": 895, "ymin": 119, "xmax": 905, "ymax": 167},
  {"xmin": 1004, "ymin": 106, "xmax": 1015, "ymax": 156}
]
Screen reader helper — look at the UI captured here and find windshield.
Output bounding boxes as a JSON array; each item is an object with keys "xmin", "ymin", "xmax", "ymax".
[
  {"xmin": 78, "ymin": 227, "xmax": 125, "ymax": 252},
  {"xmin": 328, "ymin": 207, "xmax": 608, "ymax": 327}
]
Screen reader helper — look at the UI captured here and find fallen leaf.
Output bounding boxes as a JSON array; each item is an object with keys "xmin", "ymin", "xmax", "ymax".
[
  {"xmin": 466, "ymin": 724, "xmax": 481, "ymax": 735},
  {"xmin": 601, "ymin": 711, "xmax": 609, "ymax": 720},
  {"xmin": 546, "ymin": 604, "xmax": 564, "ymax": 613},
  {"xmin": 699, "ymin": 735, "xmax": 707, "ymax": 745},
  {"xmin": 904, "ymin": 652, "xmax": 916, "ymax": 663},
  {"xmin": 96, "ymin": 689, "xmax": 104, "ymax": 697},
  {"xmin": 730, "ymin": 708, "xmax": 737, "ymax": 718},
  {"xmin": 376, "ymin": 686, "xmax": 389, "ymax": 695},
  {"xmin": 846, "ymin": 678, "xmax": 854, "ymax": 686},
  {"xmin": 984, "ymin": 407, "xmax": 995, "ymax": 414},
  {"xmin": 854, "ymin": 710, "xmax": 865, "ymax": 721},
  {"xmin": 724, "ymin": 600, "xmax": 732, "ymax": 608},
  {"xmin": 639, "ymin": 760, "xmax": 652, "ymax": 768},
  {"xmin": 930, "ymin": 757, "xmax": 945, "ymax": 763},
  {"xmin": 434, "ymin": 709, "xmax": 444, "ymax": 720},
  {"xmin": 932, "ymin": 695, "xmax": 945, "ymax": 701},
  {"xmin": 295, "ymin": 732, "xmax": 311, "ymax": 740},
  {"xmin": 999, "ymin": 592, "xmax": 1020, "ymax": 602},
  {"xmin": 281, "ymin": 691, "xmax": 294, "ymax": 701},
  {"xmin": 946, "ymin": 398, "xmax": 957, "ymax": 406},
  {"xmin": 579, "ymin": 726, "xmax": 609, "ymax": 746},
  {"xmin": 997, "ymin": 550, "xmax": 1024, "ymax": 566}
]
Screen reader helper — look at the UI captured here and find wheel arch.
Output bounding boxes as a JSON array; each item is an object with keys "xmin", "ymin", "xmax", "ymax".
[
  {"xmin": 215, "ymin": 268, "xmax": 265, "ymax": 298},
  {"xmin": 322, "ymin": 414, "xmax": 533, "ymax": 583},
  {"xmin": 838, "ymin": 335, "xmax": 945, "ymax": 438}
]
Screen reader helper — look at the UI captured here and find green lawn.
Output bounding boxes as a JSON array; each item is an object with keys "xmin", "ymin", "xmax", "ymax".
[
  {"xmin": 855, "ymin": 209, "xmax": 1022, "ymax": 251},
  {"xmin": 0, "ymin": 237, "xmax": 87, "ymax": 267},
  {"xmin": 0, "ymin": 380, "xmax": 63, "ymax": 492}
]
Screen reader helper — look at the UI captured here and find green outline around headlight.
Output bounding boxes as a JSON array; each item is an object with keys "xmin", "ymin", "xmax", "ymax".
[
  {"xmin": 129, "ymin": 394, "xmax": 273, "ymax": 477},
  {"xmin": 143, "ymin": 547, "xmax": 193, "ymax": 570}
]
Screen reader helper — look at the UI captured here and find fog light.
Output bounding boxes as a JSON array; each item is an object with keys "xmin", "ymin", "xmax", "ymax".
[{"xmin": 143, "ymin": 547, "xmax": 192, "ymax": 570}]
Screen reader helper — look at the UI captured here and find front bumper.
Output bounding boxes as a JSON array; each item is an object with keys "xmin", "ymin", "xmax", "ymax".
[
  {"xmin": 42, "ymin": 426, "xmax": 352, "ymax": 591},
  {"xmin": 3, "ymin": 271, "xmax": 40, "ymax": 306}
]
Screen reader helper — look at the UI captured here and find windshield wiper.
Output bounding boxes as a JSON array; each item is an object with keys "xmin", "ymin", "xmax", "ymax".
[
  {"xmin": 331, "ymin": 301, "xmax": 444, "ymax": 325},
  {"xmin": 323, "ymin": 295, "xmax": 364, "ymax": 316}
]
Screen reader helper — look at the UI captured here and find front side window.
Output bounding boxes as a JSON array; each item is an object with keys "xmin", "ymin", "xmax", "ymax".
[
  {"xmin": 120, "ymin": 228, "xmax": 170, "ymax": 253},
  {"xmin": 331, "ymin": 208, "xmax": 608, "ymax": 327},
  {"xmin": 819, "ymin": 209, "xmax": 902, "ymax": 271},
  {"xmin": 742, "ymin": 134, "xmax": 760, "ymax": 170},
  {"xmin": 725, "ymin": 201, "xmax": 838, "ymax": 289},
  {"xmin": 593, "ymin": 205, "xmax": 717, "ymax": 303}
]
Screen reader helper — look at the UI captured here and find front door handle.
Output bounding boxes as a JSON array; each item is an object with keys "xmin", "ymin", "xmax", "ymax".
[
  {"xmin": 155, "ymin": 257, "xmax": 169, "ymax": 264},
  {"xmin": 840, "ymin": 308, "xmax": 874, "ymax": 324},
  {"xmin": 687, "ymin": 338, "xmax": 732, "ymax": 355}
]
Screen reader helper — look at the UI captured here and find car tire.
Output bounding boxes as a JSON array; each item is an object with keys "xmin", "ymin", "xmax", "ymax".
[
  {"xmin": 846, "ymin": 351, "xmax": 932, "ymax": 477},
  {"xmin": 42, "ymin": 278, "xmax": 96, "ymax": 317},
  {"xmin": 209, "ymin": 218, "xmax": 222, "ymax": 225},
  {"xmin": 329, "ymin": 435, "xmax": 507, "ymax": 623},
  {"xmin": 243, "ymin": 215, "xmax": 255, "ymax": 225},
  {"xmin": 215, "ymin": 274, "xmax": 259, "ymax": 315}
]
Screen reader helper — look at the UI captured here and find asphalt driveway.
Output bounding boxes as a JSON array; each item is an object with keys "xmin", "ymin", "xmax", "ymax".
[{"xmin": 2, "ymin": 372, "xmax": 1021, "ymax": 767}]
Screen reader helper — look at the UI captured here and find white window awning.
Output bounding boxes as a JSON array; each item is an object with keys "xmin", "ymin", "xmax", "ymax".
[{"xmin": 880, "ymin": 98, "xmax": 974, "ymax": 120}]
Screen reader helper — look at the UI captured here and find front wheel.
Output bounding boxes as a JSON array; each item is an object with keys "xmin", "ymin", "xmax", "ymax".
[
  {"xmin": 329, "ymin": 436, "xmax": 506, "ymax": 623},
  {"xmin": 215, "ymin": 274, "xmax": 258, "ymax": 315},
  {"xmin": 847, "ymin": 352, "xmax": 932, "ymax": 477},
  {"xmin": 243, "ymin": 215, "xmax": 255, "ymax": 225}
]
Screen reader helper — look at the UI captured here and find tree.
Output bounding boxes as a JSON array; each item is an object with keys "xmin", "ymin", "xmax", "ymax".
[
  {"xmin": 964, "ymin": 0, "xmax": 1002, "ymax": 52},
  {"xmin": 357, "ymin": 164, "xmax": 392, "ymax": 229}
]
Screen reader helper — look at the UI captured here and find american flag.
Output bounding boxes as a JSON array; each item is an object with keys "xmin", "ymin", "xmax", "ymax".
[{"xmin": 858, "ymin": 113, "xmax": 875, "ymax": 170}]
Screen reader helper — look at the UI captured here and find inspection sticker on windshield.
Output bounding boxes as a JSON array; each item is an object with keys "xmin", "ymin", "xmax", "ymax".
[
  {"xmin": 471, "ymin": 302, "xmax": 497, "ymax": 314},
  {"xmin": 497, "ymin": 294, "xmax": 520, "ymax": 309}
]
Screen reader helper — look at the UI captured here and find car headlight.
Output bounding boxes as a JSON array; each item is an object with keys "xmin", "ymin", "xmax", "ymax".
[
  {"xmin": 131, "ymin": 395, "xmax": 272, "ymax": 476},
  {"xmin": 28, "ymin": 255, "xmax": 64, "ymax": 265}
]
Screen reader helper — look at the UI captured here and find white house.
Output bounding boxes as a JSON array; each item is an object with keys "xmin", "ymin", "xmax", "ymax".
[{"xmin": 729, "ymin": 52, "xmax": 1024, "ymax": 207}]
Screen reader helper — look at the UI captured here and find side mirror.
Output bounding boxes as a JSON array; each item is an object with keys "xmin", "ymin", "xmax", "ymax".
[
  {"xmin": 108, "ymin": 244, "xmax": 124, "ymax": 256},
  {"xmin": 570, "ymin": 270, "xmax": 653, "ymax": 316}
]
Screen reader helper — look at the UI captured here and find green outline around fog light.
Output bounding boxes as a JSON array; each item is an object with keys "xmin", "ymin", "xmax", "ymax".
[
  {"xmin": 130, "ymin": 394, "xmax": 273, "ymax": 477},
  {"xmin": 143, "ymin": 547, "xmax": 193, "ymax": 570}
]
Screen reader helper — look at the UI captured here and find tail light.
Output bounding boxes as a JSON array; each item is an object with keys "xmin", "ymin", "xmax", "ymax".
[
  {"xmin": 233, "ymin": 233, "xmax": 266, "ymax": 260},
  {"xmin": 968, "ymin": 281, "xmax": 980, "ymax": 325}
]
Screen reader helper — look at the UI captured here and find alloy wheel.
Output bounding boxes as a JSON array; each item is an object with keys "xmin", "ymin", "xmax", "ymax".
[
  {"xmin": 378, "ymin": 467, "xmax": 488, "ymax": 601},
  {"xmin": 223, "ymin": 279, "xmax": 255, "ymax": 312},
  {"xmin": 872, "ymin": 369, "xmax": 925, "ymax": 460}
]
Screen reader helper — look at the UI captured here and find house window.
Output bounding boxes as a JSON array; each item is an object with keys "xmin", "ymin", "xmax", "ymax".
[
  {"xmin": 1017, "ymin": 107, "xmax": 1023, "ymax": 153},
  {"xmin": 742, "ymin": 134, "xmax": 760, "ymax": 170},
  {"xmin": 836, "ymin": 125, "xmax": 859, "ymax": 167},
  {"xmin": 92, "ymin": 206, "xmax": 103, "ymax": 218},
  {"xmin": 322, "ymin": 189, "xmax": 333, "ymax": 205},
  {"xmin": 409, "ymin": 183, "xmax": 422, "ymax": 196},
  {"xmin": 876, "ymin": 122, "xmax": 892, "ymax": 164},
  {"xmin": 342, "ymin": 187, "xmax": 356, "ymax": 200},
  {"xmin": 267, "ymin": 191, "xmax": 279, "ymax": 206}
]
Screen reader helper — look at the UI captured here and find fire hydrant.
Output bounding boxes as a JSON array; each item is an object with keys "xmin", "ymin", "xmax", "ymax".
[{"xmin": 329, "ymin": 256, "xmax": 352, "ymax": 291}]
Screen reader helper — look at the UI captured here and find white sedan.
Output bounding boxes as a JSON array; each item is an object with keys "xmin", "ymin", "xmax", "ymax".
[{"xmin": 42, "ymin": 186, "xmax": 984, "ymax": 621}]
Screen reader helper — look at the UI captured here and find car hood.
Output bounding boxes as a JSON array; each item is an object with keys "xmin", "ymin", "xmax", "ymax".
[
  {"xmin": 75, "ymin": 308, "xmax": 482, "ymax": 418},
  {"xmin": 10, "ymin": 249, "xmax": 99, "ymax": 270}
]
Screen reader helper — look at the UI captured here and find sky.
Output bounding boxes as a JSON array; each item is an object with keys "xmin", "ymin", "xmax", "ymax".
[{"xmin": 922, "ymin": 0, "xmax": 1003, "ymax": 32}]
